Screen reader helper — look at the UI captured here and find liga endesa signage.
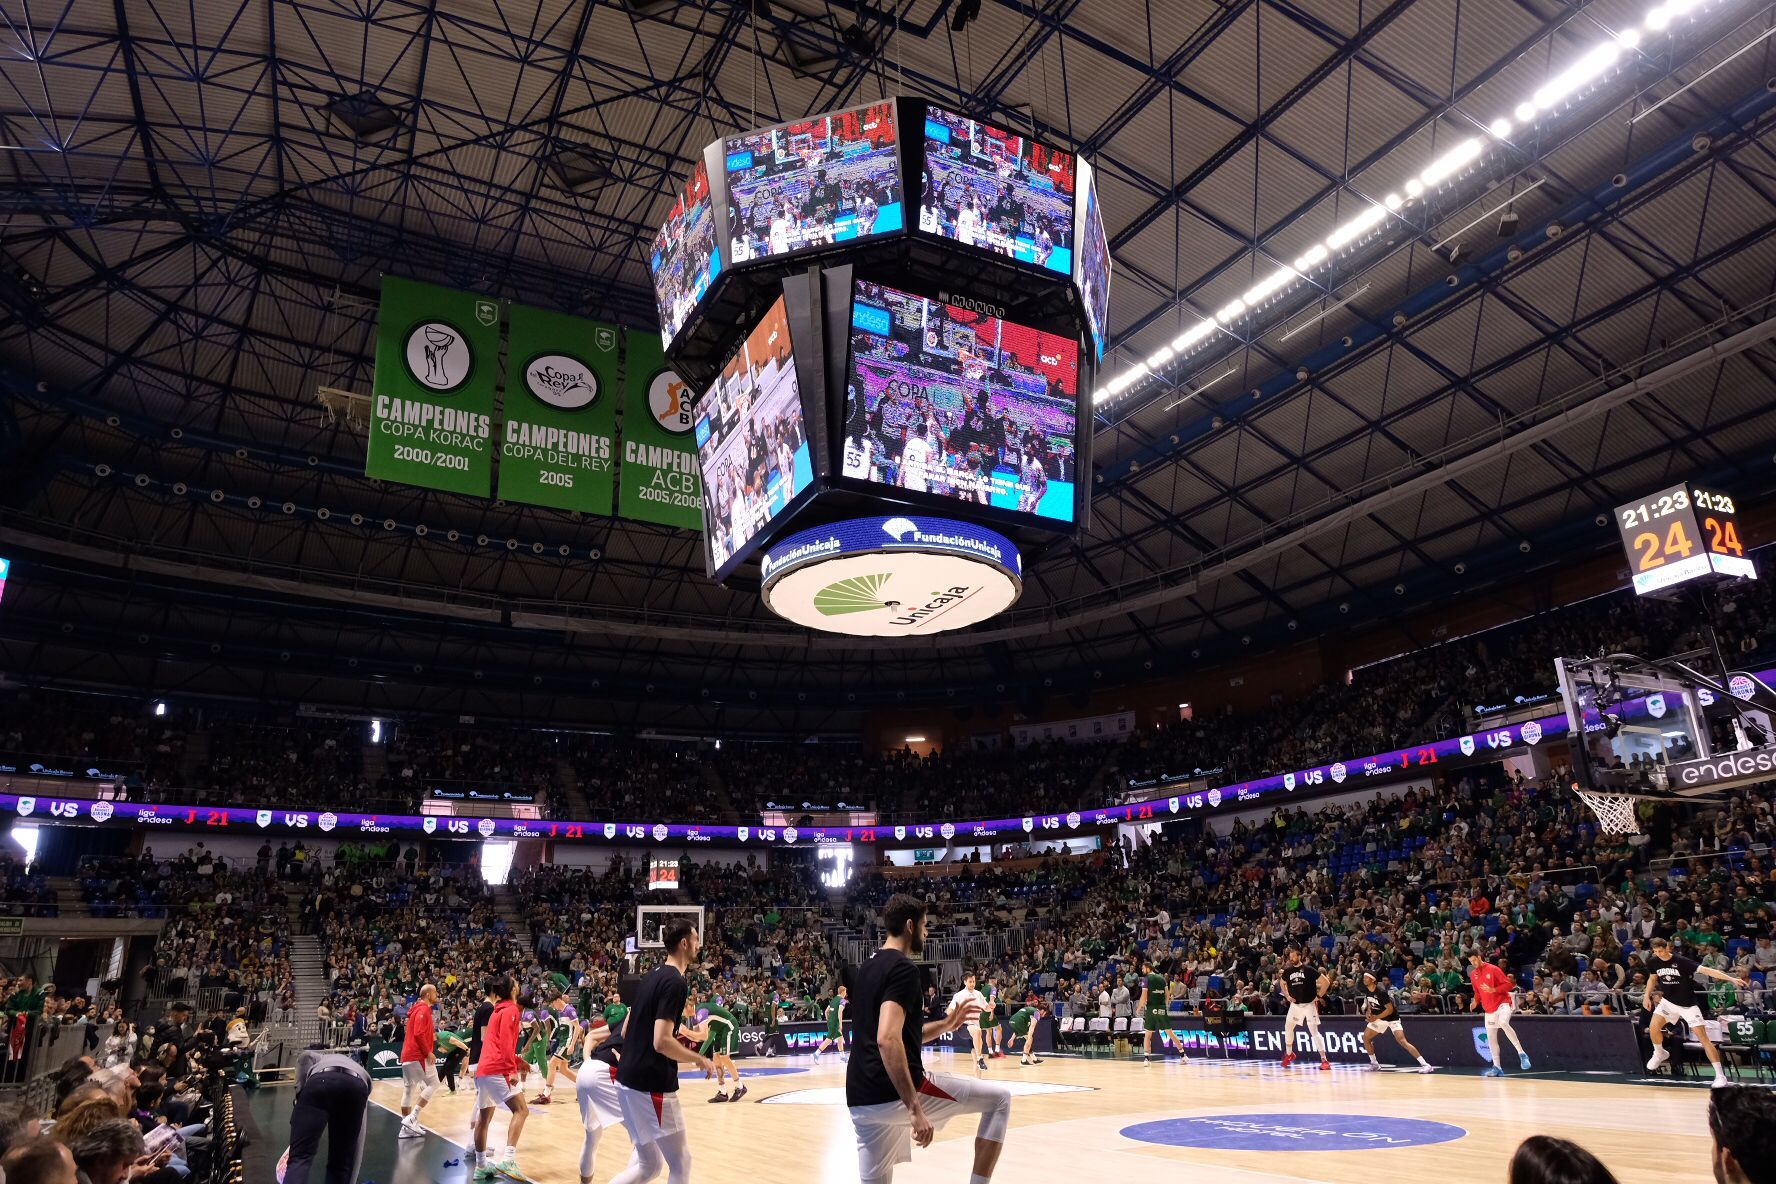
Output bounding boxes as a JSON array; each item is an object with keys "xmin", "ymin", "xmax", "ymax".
[
  {"xmin": 1667, "ymin": 747, "xmax": 1776, "ymax": 791},
  {"xmin": 1151, "ymin": 1014, "xmax": 1642, "ymax": 1072}
]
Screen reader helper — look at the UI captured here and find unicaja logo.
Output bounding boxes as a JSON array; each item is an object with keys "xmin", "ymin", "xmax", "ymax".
[{"xmin": 882, "ymin": 517, "xmax": 917, "ymax": 541}]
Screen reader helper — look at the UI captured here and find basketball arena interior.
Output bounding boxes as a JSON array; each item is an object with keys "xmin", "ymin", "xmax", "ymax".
[{"xmin": 3, "ymin": 1, "xmax": 1776, "ymax": 1182}]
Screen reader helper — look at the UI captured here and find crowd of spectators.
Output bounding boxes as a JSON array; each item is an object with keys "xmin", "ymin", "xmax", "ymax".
[
  {"xmin": 0, "ymin": 694, "xmax": 189, "ymax": 785},
  {"xmin": 76, "ymin": 845, "xmax": 294, "ymax": 1023},
  {"xmin": 7, "ymin": 566, "xmax": 1776, "ymax": 835},
  {"xmin": 559, "ymin": 735, "xmax": 712, "ymax": 823},
  {"xmin": 187, "ymin": 718, "xmax": 375, "ymax": 811}
]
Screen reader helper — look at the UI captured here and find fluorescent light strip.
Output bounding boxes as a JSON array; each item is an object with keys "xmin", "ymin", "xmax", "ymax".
[{"xmin": 1096, "ymin": 0, "xmax": 1720, "ymax": 404}]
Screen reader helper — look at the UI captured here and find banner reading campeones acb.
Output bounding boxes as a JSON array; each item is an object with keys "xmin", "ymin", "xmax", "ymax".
[
  {"xmin": 618, "ymin": 330, "xmax": 704, "ymax": 530},
  {"xmin": 368, "ymin": 277, "xmax": 499, "ymax": 496},
  {"xmin": 498, "ymin": 305, "xmax": 618, "ymax": 513}
]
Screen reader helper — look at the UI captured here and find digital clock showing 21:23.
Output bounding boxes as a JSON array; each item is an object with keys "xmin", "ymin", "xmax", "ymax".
[{"xmin": 1614, "ymin": 482, "xmax": 1754, "ymax": 594}]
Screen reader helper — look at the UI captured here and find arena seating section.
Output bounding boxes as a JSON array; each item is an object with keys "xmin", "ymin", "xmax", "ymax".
[{"xmin": 0, "ymin": 574, "xmax": 1770, "ymax": 1083}]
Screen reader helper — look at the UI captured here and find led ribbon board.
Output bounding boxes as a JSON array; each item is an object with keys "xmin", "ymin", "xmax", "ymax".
[
  {"xmin": 759, "ymin": 515, "xmax": 1021, "ymax": 636},
  {"xmin": 9, "ymin": 662, "xmax": 1774, "ymax": 845}
]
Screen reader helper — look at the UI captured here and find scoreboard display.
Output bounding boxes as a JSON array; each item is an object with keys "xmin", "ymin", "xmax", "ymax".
[{"xmin": 1616, "ymin": 482, "xmax": 1754, "ymax": 595}]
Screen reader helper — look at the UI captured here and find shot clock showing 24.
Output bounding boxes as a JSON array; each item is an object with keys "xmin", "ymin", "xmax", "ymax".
[{"xmin": 1615, "ymin": 482, "xmax": 1755, "ymax": 595}]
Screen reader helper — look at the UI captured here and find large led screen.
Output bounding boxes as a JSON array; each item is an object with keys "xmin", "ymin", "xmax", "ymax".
[
  {"xmin": 919, "ymin": 106, "xmax": 1076, "ymax": 276},
  {"xmin": 650, "ymin": 159, "xmax": 723, "ymax": 347},
  {"xmin": 1076, "ymin": 163, "xmax": 1110, "ymax": 360},
  {"xmin": 725, "ymin": 101, "xmax": 903, "ymax": 264},
  {"xmin": 695, "ymin": 295, "xmax": 814, "ymax": 573},
  {"xmin": 843, "ymin": 280, "xmax": 1079, "ymax": 524}
]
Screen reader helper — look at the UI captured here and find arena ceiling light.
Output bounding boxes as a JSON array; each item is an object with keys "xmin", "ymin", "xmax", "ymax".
[{"xmin": 1092, "ymin": 0, "xmax": 1732, "ymax": 408}]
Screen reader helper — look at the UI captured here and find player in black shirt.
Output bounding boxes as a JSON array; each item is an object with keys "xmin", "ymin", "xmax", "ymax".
[
  {"xmin": 1643, "ymin": 936, "xmax": 1747, "ymax": 1087},
  {"xmin": 848, "ymin": 893, "xmax": 1014, "ymax": 1184},
  {"xmin": 1275, "ymin": 947, "xmax": 1331, "ymax": 1070},
  {"xmin": 1357, "ymin": 972, "xmax": 1435, "ymax": 1073},
  {"xmin": 610, "ymin": 920, "xmax": 714, "ymax": 1182},
  {"xmin": 467, "ymin": 993, "xmax": 496, "ymax": 1071}
]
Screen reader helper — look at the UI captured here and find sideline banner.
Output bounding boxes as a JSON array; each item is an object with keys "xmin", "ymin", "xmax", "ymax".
[
  {"xmin": 367, "ymin": 277, "xmax": 498, "ymax": 496},
  {"xmin": 739, "ymin": 1017, "xmax": 1051, "ymax": 1058},
  {"xmin": 1148, "ymin": 1014, "xmax": 1642, "ymax": 1073},
  {"xmin": 618, "ymin": 330, "xmax": 703, "ymax": 529},
  {"xmin": 498, "ymin": 305, "xmax": 618, "ymax": 513}
]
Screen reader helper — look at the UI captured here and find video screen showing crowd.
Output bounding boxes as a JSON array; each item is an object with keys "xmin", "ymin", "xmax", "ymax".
[
  {"xmin": 919, "ymin": 106, "xmax": 1076, "ymax": 275},
  {"xmin": 694, "ymin": 296, "xmax": 813, "ymax": 572},
  {"xmin": 649, "ymin": 161, "xmax": 722, "ymax": 347},
  {"xmin": 844, "ymin": 280, "xmax": 1078, "ymax": 523},
  {"xmin": 725, "ymin": 101, "xmax": 904, "ymax": 262}
]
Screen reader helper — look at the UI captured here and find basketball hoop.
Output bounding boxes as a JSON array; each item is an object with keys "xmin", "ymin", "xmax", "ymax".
[{"xmin": 1574, "ymin": 788, "xmax": 1643, "ymax": 835}]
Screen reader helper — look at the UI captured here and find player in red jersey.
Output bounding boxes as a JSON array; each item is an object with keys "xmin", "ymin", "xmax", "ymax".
[
  {"xmin": 398, "ymin": 983, "xmax": 441, "ymax": 1138},
  {"xmin": 1467, "ymin": 951, "xmax": 1530, "ymax": 1077}
]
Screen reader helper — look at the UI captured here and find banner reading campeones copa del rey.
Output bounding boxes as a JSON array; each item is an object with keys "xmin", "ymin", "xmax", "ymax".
[
  {"xmin": 368, "ymin": 277, "xmax": 500, "ymax": 496},
  {"xmin": 498, "ymin": 304, "xmax": 619, "ymax": 514}
]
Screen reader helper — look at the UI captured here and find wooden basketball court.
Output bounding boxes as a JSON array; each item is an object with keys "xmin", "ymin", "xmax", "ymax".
[{"xmin": 244, "ymin": 1049, "xmax": 1733, "ymax": 1183}]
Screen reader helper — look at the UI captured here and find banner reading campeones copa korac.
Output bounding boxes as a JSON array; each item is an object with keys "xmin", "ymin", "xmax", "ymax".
[
  {"xmin": 368, "ymin": 277, "xmax": 499, "ymax": 496},
  {"xmin": 618, "ymin": 330, "xmax": 704, "ymax": 530},
  {"xmin": 497, "ymin": 304, "xmax": 619, "ymax": 514}
]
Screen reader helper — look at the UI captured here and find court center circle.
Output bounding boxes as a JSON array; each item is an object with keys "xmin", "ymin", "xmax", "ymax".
[{"xmin": 1120, "ymin": 1113, "xmax": 1467, "ymax": 1152}]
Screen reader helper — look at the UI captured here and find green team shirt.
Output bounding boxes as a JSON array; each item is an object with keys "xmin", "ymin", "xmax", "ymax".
[
  {"xmin": 1008, "ymin": 1006, "xmax": 1037, "ymax": 1035},
  {"xmin": 1144, "ymin": 973, "xmax": 1167, "ymax": 1016},
  {"xmin": 701, "ymin": 1002, "xmax": 737, "ymax": 1028},
  {"xmin": 435, "ymin": 1028, "xmax": 467, "ymax": 1058}
]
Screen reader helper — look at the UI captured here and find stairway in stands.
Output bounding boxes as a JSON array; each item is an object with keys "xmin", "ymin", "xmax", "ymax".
[
  {"xmin": 491, "ymin": 884, "xmax": 536, "ymax": 954},
  {"xmin": 699, "ymin": 762, "xmax": 741, "ymax": 823},
  {"xmin": 285, "ymin": 930, "xmax": 330, "ymax": 1030},
  {"xmin": 552, "ymin": 756, "xmax": 591, "ymax": 818}
]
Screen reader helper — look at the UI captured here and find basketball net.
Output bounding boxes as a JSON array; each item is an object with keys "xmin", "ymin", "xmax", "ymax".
[{"xmin": 1574, "ymin": 788, "xmax": 1642, "ymax": 834}]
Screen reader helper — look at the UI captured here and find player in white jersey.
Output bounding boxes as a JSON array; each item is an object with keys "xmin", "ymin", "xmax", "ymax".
[
  {"xmin": 948, "ymin": 972, "xmax": 990, "ymax": 1072},
  {"xmin": 574, "ymin": 1013, "xmax": 634, "ymax": 1184}
]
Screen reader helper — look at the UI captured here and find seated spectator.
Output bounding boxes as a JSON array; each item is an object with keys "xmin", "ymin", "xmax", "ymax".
[
  {"xmin": 1707, "ymin": 1085, "xmax": 1776, "ymax": 1184},
  {"xmin": 1508, "ymin": 1136, "xmax": 1620, "ymax": 1184}
]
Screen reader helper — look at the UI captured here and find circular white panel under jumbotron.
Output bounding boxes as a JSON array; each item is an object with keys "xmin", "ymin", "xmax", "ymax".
[{"xmin": 760, "ymin": 516, "xmax": 1022, "ymax": 637}]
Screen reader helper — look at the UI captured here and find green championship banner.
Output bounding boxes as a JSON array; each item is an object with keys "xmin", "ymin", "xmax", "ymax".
[
  {"xmin": 618, "ymin": 330, "xmax": 703, "ymax": 529},
  {"xmin": 368, "ymin": 276, "xmax": 499, "ymax": 496},
  {"xmin": 498, "ymin": 304, "xmax": 619, "ymax": 513}
]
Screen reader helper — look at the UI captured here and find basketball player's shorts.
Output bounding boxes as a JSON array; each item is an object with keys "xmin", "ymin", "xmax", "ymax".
[
  {"xmin": 978, "ymin": 1009, "xmax": 997, "ymax": 1031},
  {"xmin": 474, "ymin": 1073, "xmax": 518, "ymax": 1110},
  {"xmin": 699, "ymin": 1016, "xmax": 737, "ymax": 1057},
  {"xmin": 1654, "ymin": 999, "xmax": 1707, "ymax": 1029},
  {"xmin": 849, "ymin": 1072, "xmax": 1012, "ymax": 1181},
  {"xmin": 615, "ymin": 1082, "xmax": 686, "ymax": 1146},
  {"xmin": 575, "ymin": 1060, "xmax": 623, "ymax": 1130},
  {"xmin": 827, "ymin": 1016, "xmax": 843, "ymax": 1040},
  {"xmin": 1285, "ymin": 1001, "xmax": 1322, "ymax": 1026},
  {"xmin": 400, "ymin": 1057, "xmax": 440, "ymax": 1096},
  {"xmin": 1484, "ymin": 1002, "xmax": 1515, "ymax": 1029},
  {"xmin": 1365, "ymin": 1018, "xmax": 1405, "ymax": 1036},
  {"xmin": 1144, "ymin": 1011, "xmax": 1168, "ymax": 1033}
]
